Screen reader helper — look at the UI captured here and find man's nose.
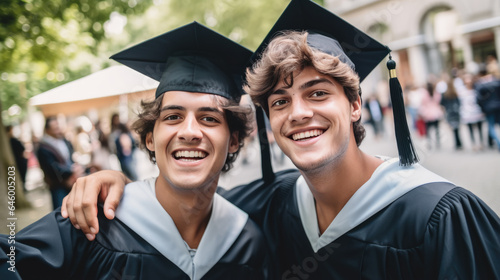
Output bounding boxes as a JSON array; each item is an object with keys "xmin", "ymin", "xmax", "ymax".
[
  {"xmin": 288, "ymin": 98, "xmax": 313, "ymax": 123},
  {"xmin": 178, "ymin": 115, "xmax": 203, "ymax": 142}
]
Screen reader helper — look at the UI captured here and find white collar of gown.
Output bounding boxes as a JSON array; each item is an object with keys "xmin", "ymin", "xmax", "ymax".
[
  {"xmin": 296, "ymin": 157, "xmax": 450, "ymax": 253},
  {"xmin": 115, "ymin": 177, "xmax": 249, "ymax": 280}
]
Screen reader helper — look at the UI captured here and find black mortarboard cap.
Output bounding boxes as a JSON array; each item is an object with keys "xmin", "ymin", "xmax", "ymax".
[
  {"xmin": 110, "ymin": 22, "xmax": 252, "ymax": 102},
  {"xmin": 252, "ymin": 0, "xmax": 419, "ymax": 166}
]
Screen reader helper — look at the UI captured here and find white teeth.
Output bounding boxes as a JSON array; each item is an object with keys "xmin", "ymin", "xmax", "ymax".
[
  {"xmin": 174, "ymin": 151, "xmax": 207, "ymax": 159},
  {"xmin": 292, "ymin": 129, "xmax": 324, "ymax": 141}
]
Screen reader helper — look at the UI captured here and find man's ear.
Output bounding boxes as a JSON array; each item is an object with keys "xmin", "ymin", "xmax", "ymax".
[
  {"xmin": 228, "ymin": 131, "xmax": 239, "ymax": 154},
  {"xmin": 351, "ymin": 96, "xmax": 362, "ymax": 122},
  {"xmin": 145, "ymin": 132, "xmax": 155, "ymax": 152}
]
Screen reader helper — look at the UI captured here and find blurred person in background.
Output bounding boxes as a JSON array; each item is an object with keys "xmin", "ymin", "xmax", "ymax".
[
  {"xmin": 405, "ymin": 84, "xmax": 425, "ymax": 133},
  {"xmin": 36, "ymin": 116, "xmax": 85, "ymax": 209},
  {"xmin": 440, "ymin": 80, "xmax": 463, "ymax": 150},
  {"xmin": 364, "ymin": 94, "xmax": 385, "ymax": 139},
  {"xmin": 5, "ymin": 124, "xmax": 28, "ymax": 190},
  {"xmin": 108, "ymin": 113, "xmax": 139, "ymax": 179},
  {"xmin": 114, "ymin": 122, "xmax": 138, "ymax": 181},
  {"xmin": 434, "ymin": 72, "xmax": 449, "ymax": 96},
  {"xmin": 451, "ymin": 67, "xmax": 466, "ymax": 92},
  {"xmin": 90, "ymin": 120, "xmax": 113, "ymax": 170},
  {"xmin": 486, "ymin": 54, "xmax": 500, "ymax": 79},
  {"xmin": 107, "ymin": 112, "xmax": 121, "ymax": 155},
  {"xmin": 73, "ymin": 125, "xmax": 93, "ymax": 167},
  {"xmin": 419, "ymin": 80, "xmax": 444, "ymax": 149},
  {"xmin": 457, "ymin": 73, "xmax": 485, "ymax": 150},
  {"xmin": 475, "ymin": 63, "xmax": 500, "ymax": 151}
]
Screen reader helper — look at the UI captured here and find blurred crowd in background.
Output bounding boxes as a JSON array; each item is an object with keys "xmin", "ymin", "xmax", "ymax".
[
  {"xmin": 6, "ymin": 111, "xmax": 152, "ymax": 210},
  {"xmin": 362, "ymin": 55, "xmax": 500, "ymax": 153}
]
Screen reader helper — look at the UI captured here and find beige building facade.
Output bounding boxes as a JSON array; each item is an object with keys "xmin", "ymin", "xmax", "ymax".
[{"xmin": 327, "ymin": 0, "xmax": 500, "ymax": 90}]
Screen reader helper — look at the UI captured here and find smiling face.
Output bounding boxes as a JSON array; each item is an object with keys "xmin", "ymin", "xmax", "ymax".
[
  {"xmin": 146, "ymin": 91, "xmax": 239, "ymax": 191},
  {"xmin": 268, "ymin": 66, "xmax": 361, "ymax": 173}
]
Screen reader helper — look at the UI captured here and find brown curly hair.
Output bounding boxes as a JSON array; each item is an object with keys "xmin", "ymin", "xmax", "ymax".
[
  {"xmin": 131, "ymin": 93, "xmax": 253, "ymax": 172},
  {"xmin": 244, "ymin": 31, "xmax": 366, "ymax": 146}
]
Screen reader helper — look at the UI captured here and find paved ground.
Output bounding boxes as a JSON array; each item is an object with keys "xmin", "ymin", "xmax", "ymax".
[{"xmin": 8, "ymin": 119, "xmax": 500, "ymax": 233}]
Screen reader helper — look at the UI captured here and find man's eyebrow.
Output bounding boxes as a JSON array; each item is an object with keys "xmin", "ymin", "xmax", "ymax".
[
  {"xmin": 160, "ymin": 105, "xmax": 223, "ymax": 115},
  {"xmin": 271, "ymin": 88, "xmax": 287, "ymax": 96},
  {"xmin": 271, "ymin": 78, "xmax": 335, "ymax": 95},
  {"xmin": 160, "ymin": 105, "xmax": 185, "ymax": 112},
  {"xmin": 299, "ymin": 78, "xmax": 335, "ymax": 90},
  {"xmin": 198, "ymin": 107, "xmax": 224, "ymax": 115}
]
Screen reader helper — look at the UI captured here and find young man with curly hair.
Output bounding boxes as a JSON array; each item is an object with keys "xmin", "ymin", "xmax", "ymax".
[{"xmin": 0, "ymin": 22, "xmax": 270, "ymax": 280}]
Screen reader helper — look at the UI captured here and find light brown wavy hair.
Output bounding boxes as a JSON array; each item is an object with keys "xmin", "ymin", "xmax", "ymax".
[
  {"xmin": 244, "ymin": 31, "xmax": 366, "ymax": 146},
  {"xmin": 132, "ymin": 93, "xmax": 253, "ymax": 172}
]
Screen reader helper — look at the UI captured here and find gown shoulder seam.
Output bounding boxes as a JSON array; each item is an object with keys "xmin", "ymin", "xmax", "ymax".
[{"xmin": 428, "ymin": 186, "xmax": 468, "ymax": 229}]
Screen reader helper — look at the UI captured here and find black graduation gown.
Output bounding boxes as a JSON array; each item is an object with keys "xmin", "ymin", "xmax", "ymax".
[
  {"xmin": 221, "ymin": 169, "xmax": 500, "ymax": 279},
  {"xmin": 0, "ymin": 208, "xmax": 269, "ymax": 280}
]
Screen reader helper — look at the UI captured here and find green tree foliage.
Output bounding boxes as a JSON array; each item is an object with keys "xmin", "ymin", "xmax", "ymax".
[
  {"xmin": 0, "ymin": 0, "xmax": 152, "ymax": 72},
  {"xmin": 165, "ymin": 0, "xmax": 321, "ymax": 50},
  {"xmin": 0, "ymin": 0, "xmax": 153, "ymax": 116},
  {"xmin": 166, "ymin": 0, "xmax": 288, "ymax": 50}
]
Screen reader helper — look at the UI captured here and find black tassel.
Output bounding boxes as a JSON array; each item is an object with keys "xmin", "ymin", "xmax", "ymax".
[
  {"xmin": 256, "ymin": 106, "xmax": 275, "ymax": 183},
  {"xmin": 387, "ymin": 55, "xmax": 419, "ymax": 166}
]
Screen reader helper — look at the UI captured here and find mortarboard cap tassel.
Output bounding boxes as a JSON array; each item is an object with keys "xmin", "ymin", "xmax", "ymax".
[{"xmin": 387, "ymin": 55, "xmax": 419, "ymax": 166}]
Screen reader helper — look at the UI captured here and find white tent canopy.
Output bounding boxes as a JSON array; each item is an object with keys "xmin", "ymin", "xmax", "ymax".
[
  {"xmin": 30, "ymin": 65, "xmax": 159, "ymax": 116},
  {"xmin": 30, "ymin": 65, "xmax": 159, "ymax": 105}
]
